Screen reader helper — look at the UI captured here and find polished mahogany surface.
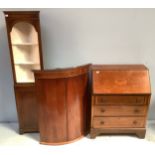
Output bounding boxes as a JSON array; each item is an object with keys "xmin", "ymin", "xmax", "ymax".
[
  {"xmin": 92, "ymin": 65, "xmax": 151, "ymax": 94},
  {"xmin": 34, "ymin": 64, "xmax": 91, "ymax": 145}
]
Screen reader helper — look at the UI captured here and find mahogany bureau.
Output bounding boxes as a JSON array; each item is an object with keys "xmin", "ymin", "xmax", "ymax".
[{"xmin": 90, "ymin": 65, "xmax": 151, "ymax": 138}]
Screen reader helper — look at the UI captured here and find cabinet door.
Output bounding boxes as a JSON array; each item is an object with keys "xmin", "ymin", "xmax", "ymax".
[
  {"xmin": 66, "ymin": 74, "xmax": 88, "ymax": 140},
  {"xmin": 36, "ymin": 79, "xmax": 67, "ymax": 144},
  {"xmin": 14, "ymin": 85, "xmax": 38, "ymax": 133}
]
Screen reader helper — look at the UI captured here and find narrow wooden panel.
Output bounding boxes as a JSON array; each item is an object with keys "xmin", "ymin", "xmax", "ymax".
[
  {"xmin": 94, "ymin": 105, "xmax": 147, "ymax": 116},
  {"xmin": 37, "ymin": 79, "xmax": 67, "ymax": 143},
  {"xmin": 93, "ymin": 117, "xmax": 145, "ymax": 128},
  {"xmin": 95, "ymin": 95, "xmax": 145, "ymax": 105}
]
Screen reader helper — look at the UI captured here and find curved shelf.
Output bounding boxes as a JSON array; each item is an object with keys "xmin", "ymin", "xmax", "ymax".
[
  {"xmin": 12, "ymin": 43, "xmax": 38, "ymax": 46},
  {"xmin": 17, "ymin": 79, "xmax": 35, "ymax": 83},
  {"xmin": 15, "ymin": 62, "xmax": 40, "ymax": 65}
]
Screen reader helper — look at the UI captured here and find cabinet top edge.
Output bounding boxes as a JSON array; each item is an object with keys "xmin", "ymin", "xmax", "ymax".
[
  {"xmin": 92, "ymin": 64, "xmax": 148, "ymax": 71},
  {"xmin": 92, "ymin": 93, "xmax": 151, "ymax": 95},
  {"xmin": 33, "ymin": 64, "xmax": 91, "ymax": 79},
  {"xmin": 3, "ymin": 11, "xmax": 40, "ymax": 15}
]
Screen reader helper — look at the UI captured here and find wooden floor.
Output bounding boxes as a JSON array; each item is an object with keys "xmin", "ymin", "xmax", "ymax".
[{"xmin": 0, "ymin": 121, "xmax": 155, "ymax": 155}]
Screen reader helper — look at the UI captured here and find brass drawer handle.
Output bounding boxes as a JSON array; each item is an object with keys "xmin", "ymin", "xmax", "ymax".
[
  {"xmin": 100, "ymin": 109, "xmax": 105, "ymax": 113},
  {"xmin": 133, "ymin": 120, "xmax": 138, "ymax": 125},
  {"xmin": 136, "ymin": 98, "xmax": 142, "ymax": 103},
  {"xmin": 100, "ymin": 121, "xmax": 104, "ymax": 125},
  {"xmin": 96, "ymin": 71, "xmax": 100, "ymax": 74},
  {"xmin": 134, "ymin": 109, "xmax": 139, "ymax": 113},
  {"xmin": 100, "ymin": 99, "xmax": 107, "ymax": 103}
]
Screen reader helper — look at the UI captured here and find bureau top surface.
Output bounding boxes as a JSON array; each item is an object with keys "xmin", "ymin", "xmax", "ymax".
[
  {"xmin": 92, "ymin": 64, "xmax": 151, "ymax": 94},
  {"xmin": 92, "ymin": 64, "xmax": 148, "ymax": 71}
]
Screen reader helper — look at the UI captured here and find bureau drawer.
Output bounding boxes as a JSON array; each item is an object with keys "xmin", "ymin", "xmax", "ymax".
[
  {"xmin": 94, "ymin": 106, "xmax": 147, "ymax": 116},
  {"xmin": 95, "ymin": 96, "xmax": 145, "ymax": 105},
  {"xmin": 93, "ymin": 117, "xmax": 145, "ymax": 128}
]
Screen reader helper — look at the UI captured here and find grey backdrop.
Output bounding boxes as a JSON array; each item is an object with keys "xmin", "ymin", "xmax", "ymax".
[{"xmin": 0, "ymin": 8, "xmax": 155, "ymax": 122}]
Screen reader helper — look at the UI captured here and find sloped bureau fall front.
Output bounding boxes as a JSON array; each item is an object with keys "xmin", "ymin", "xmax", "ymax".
[{"xmin": 90, "ymin": 65, "xmax": 151, "ymax": 138}]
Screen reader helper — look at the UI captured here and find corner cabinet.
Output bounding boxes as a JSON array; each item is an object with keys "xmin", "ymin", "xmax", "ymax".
[
  {"xmin": 34, "ymin": 64, "xmax": 91, "ymax": 145},
  {"xmin": 4, "ymin": 11, "xmax": 43, "ymax": 133}
]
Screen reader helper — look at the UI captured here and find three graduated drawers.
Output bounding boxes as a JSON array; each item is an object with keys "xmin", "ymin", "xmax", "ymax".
[{"xmin": 90, "ymin": 65, "xmax": 151, "ymax": 138}]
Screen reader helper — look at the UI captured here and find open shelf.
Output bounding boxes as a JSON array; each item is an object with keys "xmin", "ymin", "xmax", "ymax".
[
  {"xmin": 15, "ymin": 64, "xmax": 40, "ymax": 83},
  {"xmin": 10, "ymin": 22, "xmax": 41, "ymax": 83},
  {"xmin": 12, "ymin": 43, "xmax": 38, "ymax": 46},
  {"xmin": 15, "ymin": 62, "xmax": 40, "ymax": 65}
]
